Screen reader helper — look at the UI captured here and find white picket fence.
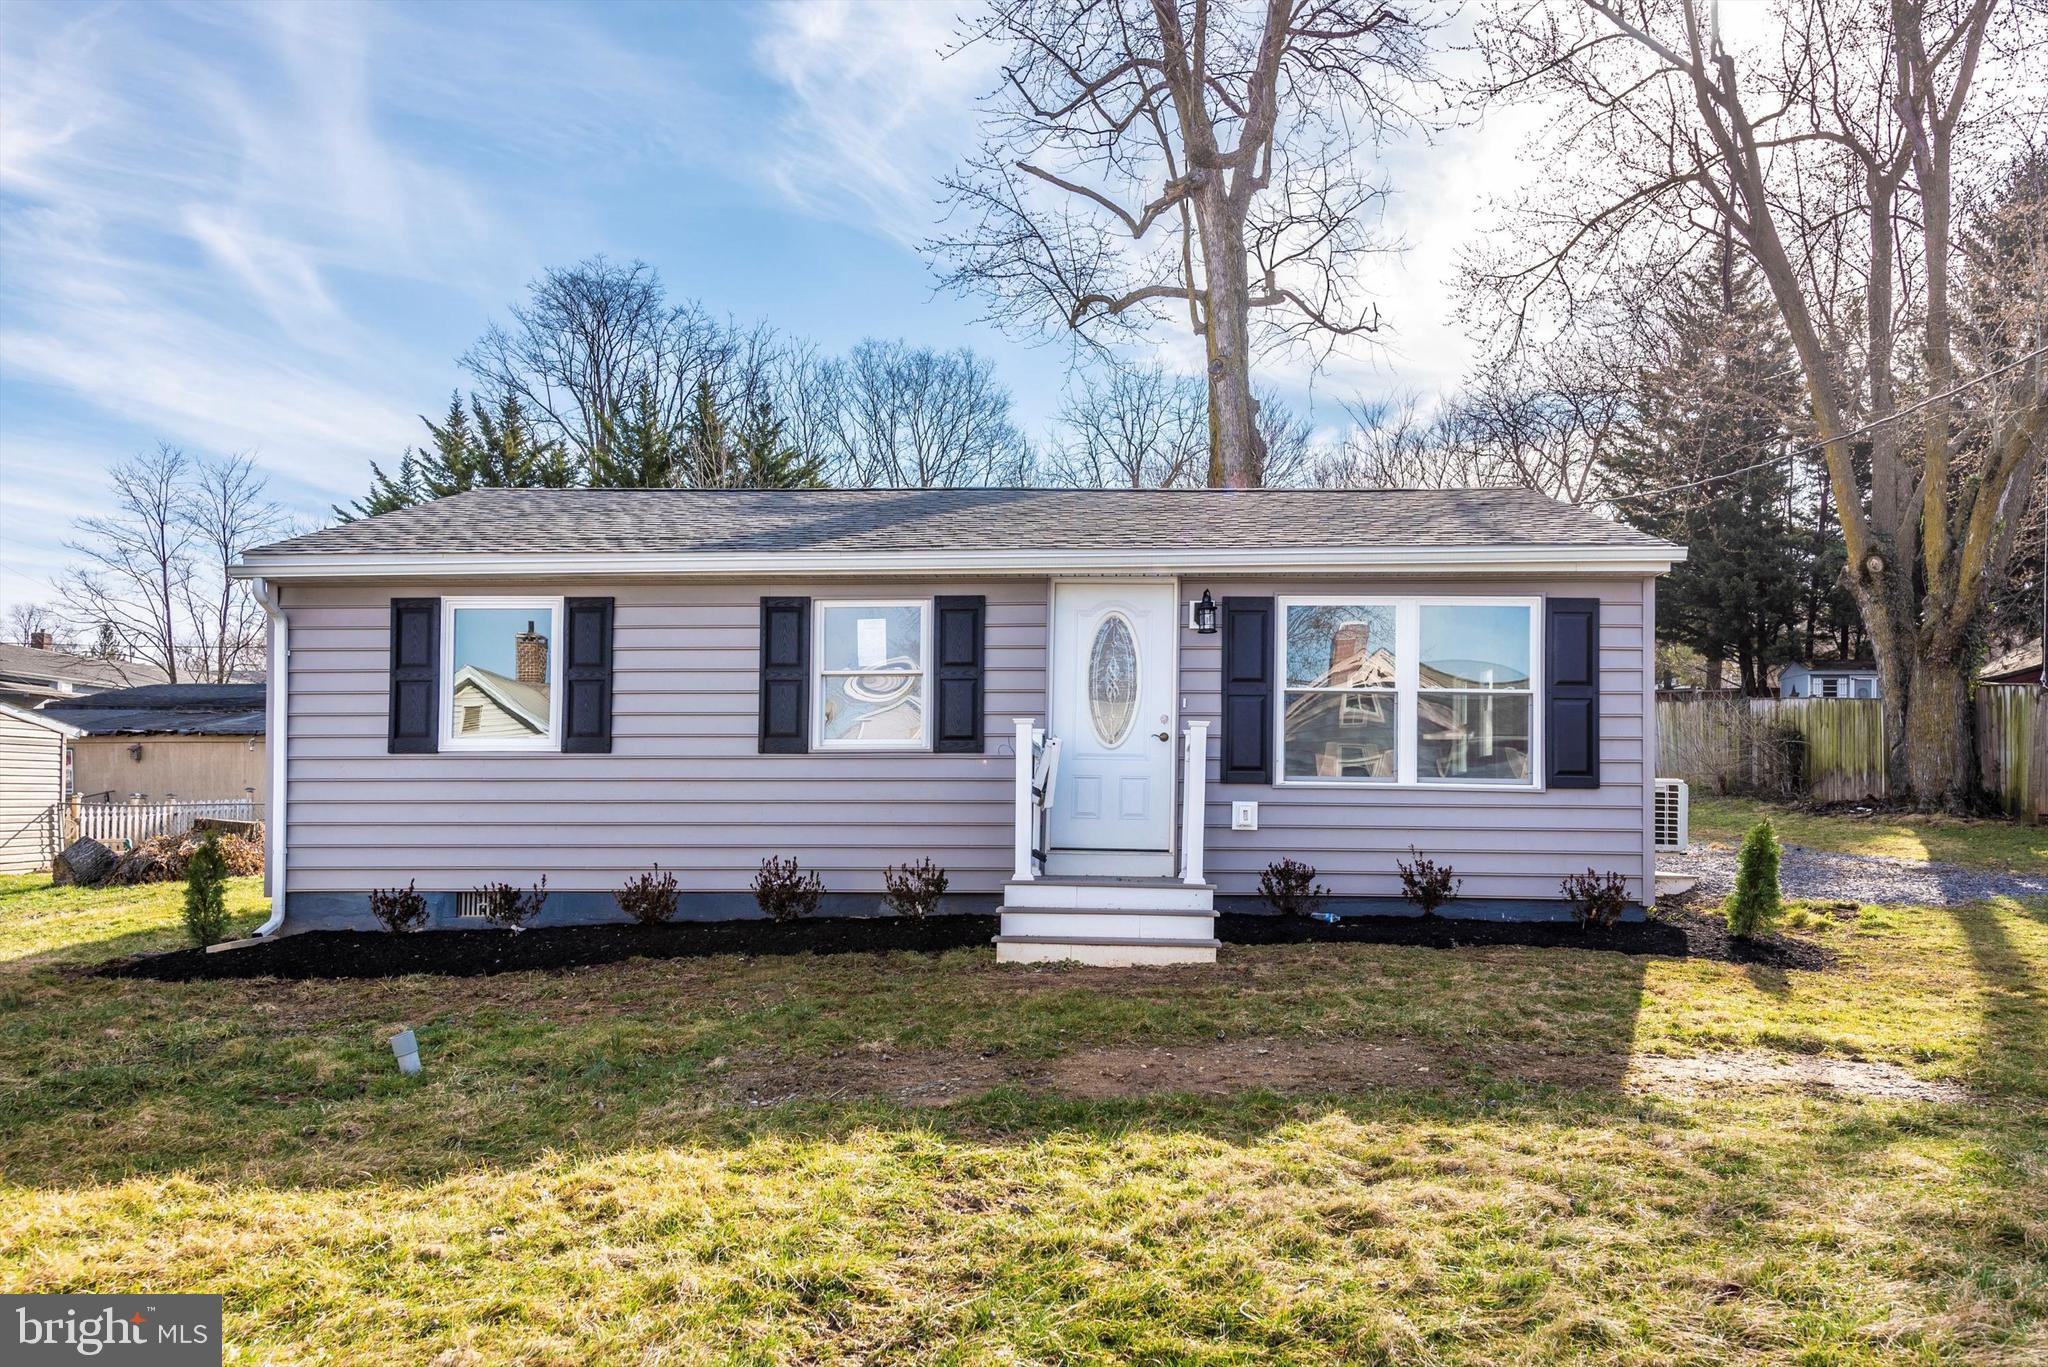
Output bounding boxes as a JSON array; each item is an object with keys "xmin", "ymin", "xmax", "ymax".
[{"xmin": 75, "ymin": 798, "xmax": 260, "ymax": 850}]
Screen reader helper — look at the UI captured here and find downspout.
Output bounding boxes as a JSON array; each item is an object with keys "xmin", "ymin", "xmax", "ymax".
[{"xmin": 250, "ymin": 577, "xmax": 288, "ymax": 936}]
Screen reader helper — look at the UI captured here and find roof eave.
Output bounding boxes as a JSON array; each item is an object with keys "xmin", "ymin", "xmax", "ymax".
[{"xmin": 234, "ymin": 543, "xmax": 1686, "ymax": 582}]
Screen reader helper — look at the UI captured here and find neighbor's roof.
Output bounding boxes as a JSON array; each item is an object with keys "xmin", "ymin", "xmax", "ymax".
[
  {"xmin": 42, "ymin": 683, "xmax": 267, "ymax": 737},
  {"xmin": 0, "ymin": 643, "xmax": 171, "ymax": 701},
  {"xmin": 235, "ymin": 488, "xmax": 1685, "ymax": 579}
]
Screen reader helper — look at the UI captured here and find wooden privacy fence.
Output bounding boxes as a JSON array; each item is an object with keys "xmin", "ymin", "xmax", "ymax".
[
  {"xmin": 1658, "ymin": 685, "xmax": 2046, "ymax": 819},
  {"xmin": 71, "ymin": 797, "xmax": 261, "ymax": 850},
  {"xmin": 1976, "ymin": 684, "xmax": 2047, "ymax": 822}
]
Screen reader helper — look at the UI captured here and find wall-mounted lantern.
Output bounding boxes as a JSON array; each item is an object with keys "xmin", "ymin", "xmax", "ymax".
[
  {"xmin": 127, "ymin": 743, "xmax": 144, "ymax": 762},
  {"xmin": 1191, "ymin": 590, "xmax": 1219, "ymax": 635}
]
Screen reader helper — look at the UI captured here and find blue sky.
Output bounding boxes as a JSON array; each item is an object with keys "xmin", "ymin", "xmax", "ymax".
[{"xmin": 0, "ymin": 0, "xmax": 1526, "ymax": 614}]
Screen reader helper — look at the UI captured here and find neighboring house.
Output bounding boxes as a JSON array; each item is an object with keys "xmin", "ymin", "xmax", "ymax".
[
  {"xmin": 0, "ymin": 701, "xmax": 79, "ymax": 873},
  {"xmin": 231, "ymin": 487, "xmax": 1686, "ymax": 964},
  {"xmin": 1779, "ymin": 660, "xmax": 1881, "ymax": 699},
  {"xmin": 0, "ymin": 638, "xmax": 169, "ymax": 710},
  {"xmin": 43, "ymin": 684, "xmax": 267, "ymax": 804},
  {"xmin": 1980, "ymin": 641, "xmax": 2043, "ymax": 685}
]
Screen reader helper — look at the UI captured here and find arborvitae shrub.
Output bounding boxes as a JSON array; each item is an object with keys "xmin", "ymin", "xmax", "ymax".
[
  {"xmin": 182, "ymin": 833, "xmax": 230, "ymax": 947},
  {"xmin": 1725, "ymin": 818, "xmax": 1784, "ymax": 938}
]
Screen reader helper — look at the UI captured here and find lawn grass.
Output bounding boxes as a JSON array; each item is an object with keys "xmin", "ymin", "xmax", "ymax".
[
  {"xmin": 2, "ymin": 876, "xmax": 2043, "ymax": 1363},
  {"xmin": 1689, "ymin": 795, "xmax": 2048, "ymax": 875}
]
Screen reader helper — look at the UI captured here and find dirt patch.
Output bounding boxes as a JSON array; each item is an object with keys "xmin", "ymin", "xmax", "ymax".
[
  {"xmin": 101, "ymin": 904, "xmax": 1832, "ymax": 983},
  {"xmin": 722, "ymin": 1036, "xmax": 1954, "ymax": 1108},
  {"xmin": 1625, "ymin": 1051, "xmax": 1970, "ymax": 1103}
]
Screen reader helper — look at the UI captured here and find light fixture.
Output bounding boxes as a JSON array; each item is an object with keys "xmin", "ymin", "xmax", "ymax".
[
  {"xmin": 1192, "ymin": 589, "xmax": 1219, "ymax": 634},
  {"xmin": 128, "ymin": 743, "xmax": 143, "ymax": 762}
]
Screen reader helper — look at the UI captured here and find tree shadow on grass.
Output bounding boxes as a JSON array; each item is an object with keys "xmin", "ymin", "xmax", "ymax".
[{"xmin": 1951, "ymin": 899, "xmax": 2048, "ymax": 1102}]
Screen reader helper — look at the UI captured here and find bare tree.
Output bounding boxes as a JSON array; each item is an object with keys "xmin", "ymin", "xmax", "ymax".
[
  {"xmin": 5, "ymin": 603, "xmax": 72, "ymax": 650},
  {"xmin": 1315, "ymin": 392, "xmax": 1470, "ymax": 488},
  {"xmin": 462, "ymin": 256, "xmax": 791, "ymax": 482},
  {"xmin": 805, "ymin": 340, "xmax": 1034, "ymax": 487},
  {"xmin": 931, "ymin": 0, "xmax": 1434, "ymax": 486},
  {"xmin": 179, "ymin": 454, "xmax": 288, "ymax": 682},
  {"xmin": 1047, "ymin": 363, "xmax": 1208, "ymax": 487},
  {"xmin": 1472, "ymin": 0, "xmax": 2047, "ymax": 804},
  {"xmin": 58, "ymin": 445, "xmax": 193, "ymax": 683},
  {"xmin": 56, "ymin": 446, "xmax": 285, "ymax": 684}
]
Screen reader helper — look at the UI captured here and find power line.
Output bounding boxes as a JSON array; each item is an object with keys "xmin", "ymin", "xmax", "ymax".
[{"xmin": 1607, "ymin": 344, "xmax": 2048, "ymax": 502}]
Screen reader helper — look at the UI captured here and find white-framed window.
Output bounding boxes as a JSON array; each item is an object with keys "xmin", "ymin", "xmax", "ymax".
[
  {"xmin": 1278, "ymin": 597, "xmax": 1542, "ymax": 789},
  {"xmin": 814, "ymin": 599, "xmax": 930, "ymax": 749},
  {"xmin": 440, "ymin": 597, "xmax": 564, "ymax": 751}
]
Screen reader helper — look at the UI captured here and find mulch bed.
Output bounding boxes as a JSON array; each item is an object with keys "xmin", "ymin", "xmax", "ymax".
[
  {"xmin": 1219, "ymin": 907, "xmax": 1835, "ymax": 971},
  {"xmin": 102, "ymin": 916, "xmax": 1002, "ymax": 982},
  {"xmin": 101, "ymin": 903, "xmax": 1832, "ymax": 982}
]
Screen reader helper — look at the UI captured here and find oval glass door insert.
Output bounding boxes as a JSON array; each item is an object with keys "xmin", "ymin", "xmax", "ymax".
[{"xmin": 1087, "ymin": 612, "xmax": 1139, "ymax": 746}]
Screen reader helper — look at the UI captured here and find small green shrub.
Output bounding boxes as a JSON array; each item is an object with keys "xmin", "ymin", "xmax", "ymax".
[
  {"xmin": 369, "ymin": 881, "xmax": 428, "ymax": 934},
  {"xmin": 1396, "ymin": 847, "xmax": 1461, "ymax": 917},
  {"xmin": 1258, "ymin": 858, "xmax": 1328, "ymax": 917},
  {"xmin": 1725, "ymin": 818, "xmax": 1783, "ymax": 938},
  {"xmin": 181, "ymin": 832, "xmax": 230, "ymax": 947},
  {"xmin": 617, "ymin": 865, "xmax": 680, "ymax": 926},
  {"xmin": 1560, "ymin": 869, "xmax": 1629, "ymax": 929},
  {"xmin": 474, "ymin": 876, "xmax": 548, "ymax": 931},
  {"xmin": 882, "ymin": 857, "xmax": 948, "ymax": 920},
  {"xmin": 754, "ymin": 856, "xmax": 822, "ymax": 923}
]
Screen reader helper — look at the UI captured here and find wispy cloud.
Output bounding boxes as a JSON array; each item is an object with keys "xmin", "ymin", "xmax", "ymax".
[{"xmin": 752, "ymin": 0, "xmax": 1000, "ymax": 246}]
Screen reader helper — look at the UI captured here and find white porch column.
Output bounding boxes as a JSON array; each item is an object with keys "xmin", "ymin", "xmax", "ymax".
[
  {"xmin": 1180, "ymin": 720, "xmax": 1210, "ymax": 885},
  {"xmin": 1011, "ymin": 717, "xmax": 1038, "ymax": 882}
]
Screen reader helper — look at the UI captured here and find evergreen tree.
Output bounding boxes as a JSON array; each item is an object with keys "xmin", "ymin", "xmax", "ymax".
[
  {"xmin": 588, "ymin": 382, "xmax": 680, "ymax": 488},
  {"xmin": 182, "ymin": 832, "xmax": 230, "ymax": 947},
  {"xmin": 339, "ymin": 393, "xmax": 575, "ymax": 519},
  {"xmin": 1612, "ymin": 260, "xmax": 1808, "ymax": 693},
  {"xmin": 730, "ymin": 398, "xmax": 827, "ymax": 489},
  {"xmin": 678, "ymin": 377, "xmax": 733, "ymax": 488}
]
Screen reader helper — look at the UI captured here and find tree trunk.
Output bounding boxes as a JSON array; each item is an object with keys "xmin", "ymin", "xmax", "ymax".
[
  {"xmin": 1193, "ymin": 184, "xmax": 1266, "ymax": 488},
  {"xmin": 1898, "ymin": 655, "xmax": 1975, "ymax": 812},
  {"xmin": 1705, "ymin": 654, "xmax": 1724, "ymax": 692}
]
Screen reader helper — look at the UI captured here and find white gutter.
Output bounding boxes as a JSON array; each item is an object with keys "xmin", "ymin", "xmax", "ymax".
[
  {"xmin": 250, "ymin": 578, "xmax": 288, "ymax": 936},
  {"xmin": 233, "ymin": 542, "xmax": 1684, "ymax": 582}
]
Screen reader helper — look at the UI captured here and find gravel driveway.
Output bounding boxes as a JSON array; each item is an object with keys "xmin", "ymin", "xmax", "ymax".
[{"xmin": 1661, "ymin": 843, "xmax": 2048, "ymax": 906}]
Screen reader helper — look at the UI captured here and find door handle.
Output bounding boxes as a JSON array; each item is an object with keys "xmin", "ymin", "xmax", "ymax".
[{"xmin": 1154, "ymin": 731, "xmax": 1171, "ymax": 742}]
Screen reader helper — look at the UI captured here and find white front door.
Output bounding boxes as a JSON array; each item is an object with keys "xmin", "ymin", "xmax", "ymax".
[{"xmin": 1049, "ymin": 581, "xmax": 1177, "ymax": 852}]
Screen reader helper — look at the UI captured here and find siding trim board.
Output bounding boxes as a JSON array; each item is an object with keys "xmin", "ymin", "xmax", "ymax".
[{"xmin": 284, "ymin": 574, "xmax": 1659, "ymax": 924}]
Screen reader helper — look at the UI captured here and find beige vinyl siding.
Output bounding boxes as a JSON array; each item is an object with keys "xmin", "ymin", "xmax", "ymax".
[
  {"xmin": 71, "ymin": 734, "xmax": 266, "ymax": 803},
  {"xmin": 283, "ymin": 580, "xmax": 1047, "ymax": 895},
  {"xmin": 1183, "ymin": 576, "xmax": 1657, "ymax": 903},
  {"xmin": 0, "ymin": 709, "xmax": 67, "ymax": 874}
]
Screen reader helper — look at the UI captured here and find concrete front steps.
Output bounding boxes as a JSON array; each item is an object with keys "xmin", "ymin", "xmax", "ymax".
[{"xmin": 994, "ymin": 875, "xmax": 1218, "ymax": 967}]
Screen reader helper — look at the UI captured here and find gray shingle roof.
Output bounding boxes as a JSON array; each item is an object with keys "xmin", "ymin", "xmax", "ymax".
[
  {"xmin": 43, "ymin": 683, "xmax": 267, "ymax": 737},
  {"xmin": 247, "ymin": 487, "xmax": 1677, "ymax": 558}
]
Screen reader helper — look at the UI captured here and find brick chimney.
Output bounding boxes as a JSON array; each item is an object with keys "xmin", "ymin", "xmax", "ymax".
[
  {"xmin": 514, "ymin": 621, "xmax": 548, "ymax": 684},
  {"xmin": 29, "ymin": 629, "xmax": 53, "ymax": 651},
  {"xmin": 1330, "ymin": 621, "xmax": 1371, "ymax": 681}
]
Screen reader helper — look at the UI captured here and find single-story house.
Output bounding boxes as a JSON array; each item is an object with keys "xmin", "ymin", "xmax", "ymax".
[
  {"xmin": 0, "ymin": 700, "xmax": 80, "ymax": 873},
  {"xmin": 0, "ymin": 638, "xmax": 168, "ymax": 710},
  {"xmin": 230, "ymin": 487, "xmax": 1685, "ymax": 965},
  {"xmin": 1779, "ymin": 660, "xmax": 1880, "ymax": 699},
  {"xmin": 42, "ymin": 684, "xmax": 268, "ymax": 805}
]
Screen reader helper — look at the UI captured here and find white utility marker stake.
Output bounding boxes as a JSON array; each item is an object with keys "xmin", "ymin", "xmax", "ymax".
[{"xmin": 390, "ymin": 1029, "xmax": 421, "ymax": 1075}]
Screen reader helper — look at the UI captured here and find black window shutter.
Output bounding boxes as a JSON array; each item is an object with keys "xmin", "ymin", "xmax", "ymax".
[
  {"xmin": 758, "ymin": 596, "xmax": 810, "ymax": 753},
  {"xmin": 561, "ymin": 597, "xmax": 614, "ymax": 753},
  {"xmin": 388, "ymin": 597, "xmax": 439, "ymax": 754},
  {"xmin": 1219, "ymin": 597, "xmax": 1274, "ymax": 784},
  {"xmin": 932, "ymin": 595, "xmax": 985, "ymax": 753},
  {"xmin": 1545, "ymin": 597, "xmax": 1601, "ymax": 788}
]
